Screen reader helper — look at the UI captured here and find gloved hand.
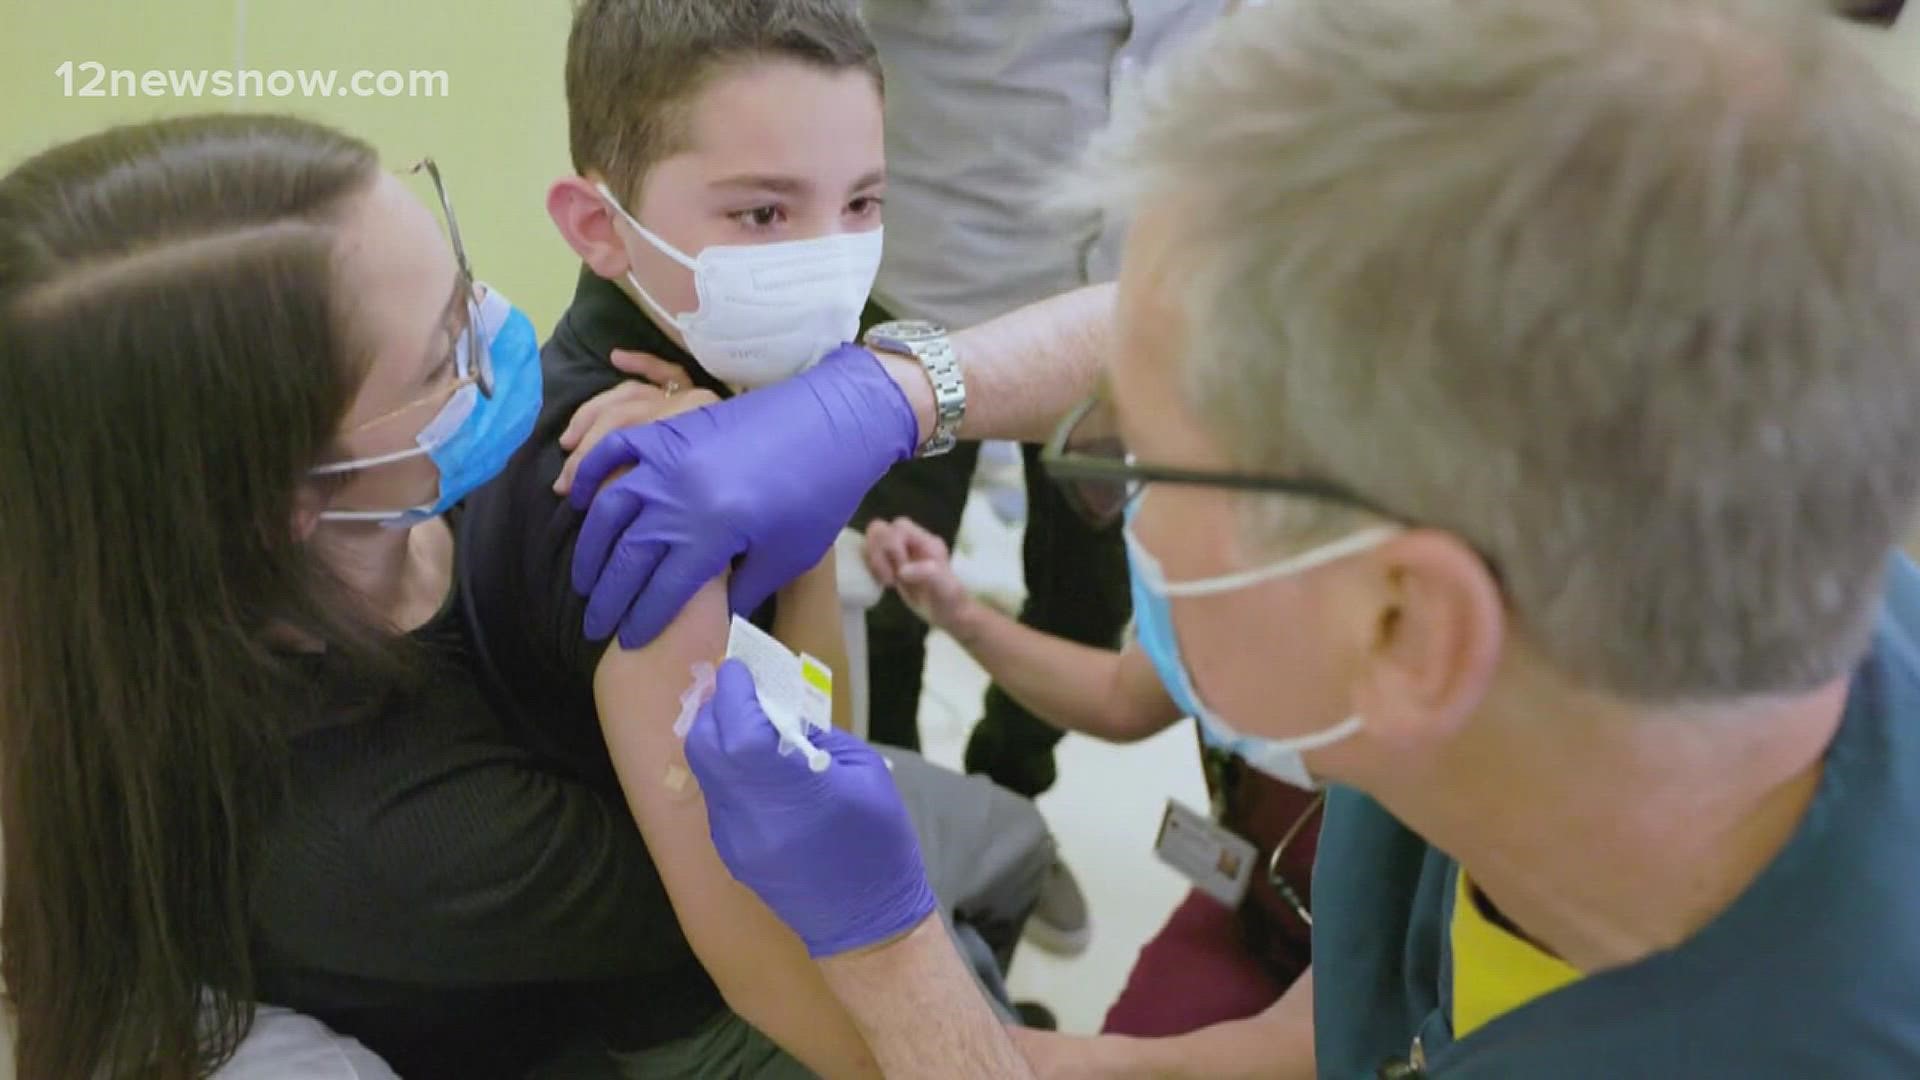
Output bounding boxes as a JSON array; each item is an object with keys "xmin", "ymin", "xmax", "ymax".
[
  {"xmin": 685, "ymin": 659, "xmax": 939, "ymax": 957},
  {"xmin": 569, "ymin": 345, "xmax": 919, "ymax": 648}
]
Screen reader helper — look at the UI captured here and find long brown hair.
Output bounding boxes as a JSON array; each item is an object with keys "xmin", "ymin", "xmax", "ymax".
[{"xmin": 0, "ymin": 114, "xmax": 389, "ymax": 1079}]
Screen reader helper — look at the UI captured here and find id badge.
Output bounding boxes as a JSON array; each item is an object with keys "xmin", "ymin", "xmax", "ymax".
[{"xmin": 1153, "ymin": 799, "xmax": 1259, "ymax": 908}]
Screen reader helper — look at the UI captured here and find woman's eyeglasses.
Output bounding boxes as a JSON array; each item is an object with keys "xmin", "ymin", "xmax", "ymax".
[
  {"xmin": 413, "ymin": 157, "xmax": 493, "ymax": 399},
  {"xmin": 337, "ymin": 160, "xmax": 493, "ymax": 439}
]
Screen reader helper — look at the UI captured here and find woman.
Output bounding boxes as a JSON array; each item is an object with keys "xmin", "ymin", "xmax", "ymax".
[{"xmin": 0, "ymin": 114, "xmax": 695, "ymax": 1080}]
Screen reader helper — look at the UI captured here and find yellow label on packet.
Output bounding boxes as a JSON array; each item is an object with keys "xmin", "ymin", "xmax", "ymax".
[
  {"xmin": 725, "ymin": 617, "xmax": 835, "ymax": 769},
  {"xmin": 800, "ymin": 655, "xmax": 833, "ymax": 699}
]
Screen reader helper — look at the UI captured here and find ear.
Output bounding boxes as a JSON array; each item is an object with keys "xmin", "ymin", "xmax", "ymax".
[
  {"xmin": 548, "ymin": 175, "xmax": 631, "ymax": 281},
  {"xmin": 1351, "ymin": 530, "xmax": 1504, "ymax": 747},
  {"xmin": 292, "ymin": 482, "xmax": 327, "ymax": 543}
]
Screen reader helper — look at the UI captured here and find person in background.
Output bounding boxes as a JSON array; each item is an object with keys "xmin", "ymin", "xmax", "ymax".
[
  {"xmin": 865, "ymin": 515, "xmax": 1316, "ymax": 1035},
  {"xmin": 847, "ymin": 0, "xmax": 1229, "ymax": 959},
  {"xmin": 577, "ymin": 0, "xmax": 1920, "ymax": 1075},
  {"xmin": 1838, "ymin": 0, "xmax": 1904, "ymax": 23},
  {"xmin": 459, "ymin": 1, "xmax": 1057, "ymax": 1072}
]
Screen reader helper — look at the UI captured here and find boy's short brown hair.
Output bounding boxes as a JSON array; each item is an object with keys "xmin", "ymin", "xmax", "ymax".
[{"xmin": 567, "ymin": 0, "xmax": 881, "ymax": 201}]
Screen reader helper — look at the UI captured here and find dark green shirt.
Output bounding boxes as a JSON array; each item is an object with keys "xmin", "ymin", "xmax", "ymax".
[{"xmin": 1312, "ymin": 556, "xmax": 1920, "ymax": 1078}]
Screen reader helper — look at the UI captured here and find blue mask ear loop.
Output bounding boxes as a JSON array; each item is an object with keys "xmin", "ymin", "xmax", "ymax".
[
  {"xmin": 311, "ymin": 290, "xmax": 535, "ymax": 526},
  {"xmin": 313, "ymin": 503, "xmax": 436, "ymax": 527},
  {"xmin": 309, "ymin": 376, "xmax": 481, "ymax": 524},
  {"xmin": 308, "ymin": 437, "xmax": 435, "ymax": 527}
]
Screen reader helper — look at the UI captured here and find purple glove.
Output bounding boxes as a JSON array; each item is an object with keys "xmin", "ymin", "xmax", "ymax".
[
  {"xmin": 685, "ymin": 659, "xmax": 939, "ymax": 957},
  {"xmin": 569, "ymin": 345, "xmax": 919, "ymax": 647}
]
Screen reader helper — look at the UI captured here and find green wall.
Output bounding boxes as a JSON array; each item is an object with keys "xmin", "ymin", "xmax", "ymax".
[
  {"xmin": 4, "ymin": 2, "xmax": 1917, "ymax": 332},
  {"xmin": 2, "ymin": 0, "xmax": 582, "ymax": 330}
]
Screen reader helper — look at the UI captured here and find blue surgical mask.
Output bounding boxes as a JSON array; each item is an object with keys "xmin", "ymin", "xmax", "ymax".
[
  {"xmin": 313, "ymin": 286, "xmax": 542, "ymax": 526},
  {"xmin": 1124, "ymin": 495, "xmax": 1397, "ymax": 789}
]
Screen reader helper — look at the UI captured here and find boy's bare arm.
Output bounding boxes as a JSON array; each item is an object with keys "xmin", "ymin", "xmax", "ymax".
[
  {"xmin": 772, "ymin": 554, "xmax": 855, "ymax": 732},
  {"xmin": 591, "ymin": 579, "xmax": 881, "ymax": 1078}
]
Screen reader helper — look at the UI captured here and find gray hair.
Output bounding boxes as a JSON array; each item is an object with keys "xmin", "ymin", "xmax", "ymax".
[{"xmin": 1075, "ymin": 0, "xmax": 1920, "ymax": 702}]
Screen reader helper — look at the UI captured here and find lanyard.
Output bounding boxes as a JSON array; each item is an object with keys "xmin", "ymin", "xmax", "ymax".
[{"xmin": 1201, "ymin": 741, "xmax": 1325, "ymax": 924}]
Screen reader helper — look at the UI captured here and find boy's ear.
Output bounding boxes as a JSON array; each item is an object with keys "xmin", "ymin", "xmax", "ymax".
[{"xmin": 548, "ymin": 176, "xmax": 631, "ymax": 281}]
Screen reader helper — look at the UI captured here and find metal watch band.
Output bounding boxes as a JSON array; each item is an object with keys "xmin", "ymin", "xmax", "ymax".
[
  {"xmin": 864, "ymin": 322, "xmax": 967, "ymax": 457},
  {"xmin": 913, "ymin": 335, "xmax": 966, "ymax": 457}
]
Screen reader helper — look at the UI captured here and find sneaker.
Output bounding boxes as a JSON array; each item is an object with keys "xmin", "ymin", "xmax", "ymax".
[
  {"xmin": 1023, "ymin": 857, "xmax": 1093, "ymax": 958},
  {"xmin": 1013, "ymin": 1001, "xmax": 1059, "ymax": 1031},
  {"xmin": 974, "ymin": 441, "xmax": 1029, "ymax": 528}
]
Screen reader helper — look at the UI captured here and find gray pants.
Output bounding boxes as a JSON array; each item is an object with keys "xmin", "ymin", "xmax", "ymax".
[
  {"xmin": 540, "ymin": 747, "xmax": 1053, "ymax": 1079},
  {"xmin": 880, "ymin": 745, "xmax": 1053, "ymax": 996}
]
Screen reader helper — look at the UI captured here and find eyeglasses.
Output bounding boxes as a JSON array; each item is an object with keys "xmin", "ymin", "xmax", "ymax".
[
  {"xmin": 1039, "ymin": 394, "xmax": 1398, "ymax": 528},
  {"xmin": 334, "ymin": 160, "xmax": 492, "ymax": 440},
  {"xmin": 412, "ymin": 157, "xmax": 493, "ymax": 399}
]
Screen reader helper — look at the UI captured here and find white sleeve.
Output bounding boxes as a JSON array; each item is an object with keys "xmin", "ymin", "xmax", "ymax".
[{"xmin": 213, "ymin": 1006, "xmax": 401, "ymax": 1080}]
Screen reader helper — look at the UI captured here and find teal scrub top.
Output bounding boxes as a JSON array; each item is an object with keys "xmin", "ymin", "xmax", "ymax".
[{"xmin": 1311, "ymin": 555, "xmax": 1920, "ymax": 1078}]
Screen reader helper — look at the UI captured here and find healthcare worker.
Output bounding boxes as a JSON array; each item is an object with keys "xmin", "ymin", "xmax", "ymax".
[{"xmin": 568, "ymin": 0, "xmax": 1920, "ymax": 1076}]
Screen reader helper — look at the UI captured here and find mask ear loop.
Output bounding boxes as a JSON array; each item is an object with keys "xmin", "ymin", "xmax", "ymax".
[
  {"xmin": 314, "ymin": 505, "xmax": 435, "ymax": 525},
  {"xmin": 1125, "ymin": 499, "xmax": 1382, "ymax": 753},
  {"xmin": 595, "ymin": 181, "xmax": 703, "ymax": 335},
  {"xmin": 1142, "ymin": 526, "xmax": 1403, "ymax": 598},
  {"xmin": 593, "ymin": 182, "xmax": 699, "ymax": 270},
  {"xmin": 309, "ymin": 442, "xmax": 432, "ymax": 476}
]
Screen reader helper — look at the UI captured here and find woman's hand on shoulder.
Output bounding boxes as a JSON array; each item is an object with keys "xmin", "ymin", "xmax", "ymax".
[{"xmin": 554, "ymin": 350, "xmax": 717, "ymax": 496}]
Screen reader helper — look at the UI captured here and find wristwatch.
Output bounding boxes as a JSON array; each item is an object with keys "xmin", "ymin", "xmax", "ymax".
[{"xmin": 864, "ymin": 319, "xmax": 966, "ymax": 457}]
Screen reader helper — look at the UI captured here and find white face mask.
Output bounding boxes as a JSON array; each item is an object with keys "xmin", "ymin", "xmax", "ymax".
[{"xmin": 596, "ymin": 182, "xmax": 883, "ymax": 388}]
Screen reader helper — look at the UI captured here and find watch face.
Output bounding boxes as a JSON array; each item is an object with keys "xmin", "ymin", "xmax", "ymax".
[{"xmin": 870, "ymin": 319, "xmax": 945, "ymax": 345}]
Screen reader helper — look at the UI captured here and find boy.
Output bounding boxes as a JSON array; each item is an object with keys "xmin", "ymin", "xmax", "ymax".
[{"xmin": 459, "ymin": 2, "xmax": 1053, "ymax": 1076}]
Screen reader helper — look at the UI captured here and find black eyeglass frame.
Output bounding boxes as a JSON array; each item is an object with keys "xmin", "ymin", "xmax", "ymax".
[{"xmin": 1038, "ymin": 394, "xmax": 1402, "ymax": 527}]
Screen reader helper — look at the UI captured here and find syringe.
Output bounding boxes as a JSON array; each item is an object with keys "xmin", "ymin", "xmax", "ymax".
[{"xmin": 764, "ymin": 701, "xmax": 832, "ymax": 773}]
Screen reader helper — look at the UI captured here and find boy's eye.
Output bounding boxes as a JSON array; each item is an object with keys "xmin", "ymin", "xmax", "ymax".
[
  {"xmin": 730, "ymin": 205, "xmax": 786, "ymax": 230},
  {"xmin": 848, "ymin": 195, "xmax": 884, "ymax": 217}
]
